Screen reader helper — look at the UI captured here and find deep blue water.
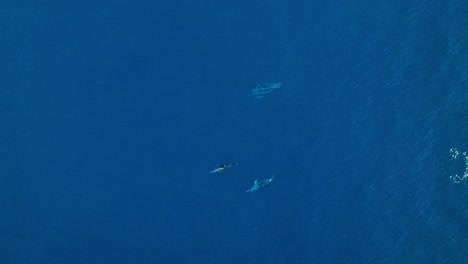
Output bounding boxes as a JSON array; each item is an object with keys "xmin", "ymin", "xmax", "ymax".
[{"xmin": 1, "ymin": 0, "xmax": 467, "ymax": 263}]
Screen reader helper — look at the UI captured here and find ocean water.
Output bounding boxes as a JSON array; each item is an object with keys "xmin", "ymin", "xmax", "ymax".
[{"xmin": 1, "ymin": 0, "xmax": 467, "ymax": 263}]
